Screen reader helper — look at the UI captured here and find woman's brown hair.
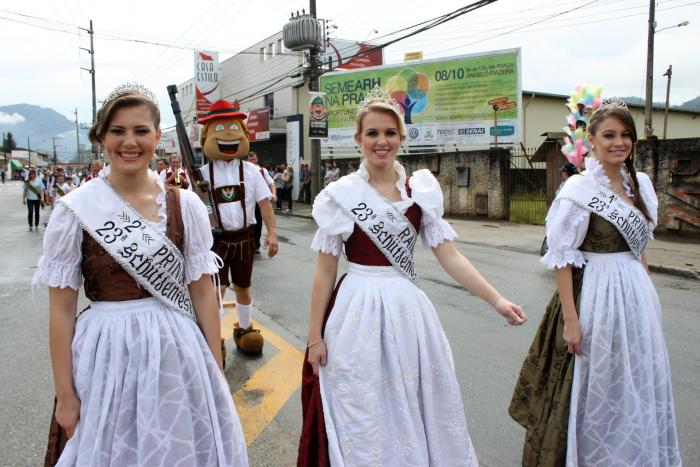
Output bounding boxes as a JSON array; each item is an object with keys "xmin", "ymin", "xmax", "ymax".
[
  {"xmin": 89, "ymin": 86, "xmax": 160, "ymax": 144},
  {"xmin": 588, "ymin": 106, "xmax": 652, "ymax": 222}
]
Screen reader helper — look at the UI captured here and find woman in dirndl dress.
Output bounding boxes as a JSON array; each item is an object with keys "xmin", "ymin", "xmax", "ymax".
[
  {"xmin": 35, "ymin": 84, "xmax": 248, "ymax": 466},
  {"xmin": 297, "ymin": 86, "xmax": 528, "ymax": 466},
  {"xmin": 509, "ymin": 103, "xmax": 681, "ymax": 466}
]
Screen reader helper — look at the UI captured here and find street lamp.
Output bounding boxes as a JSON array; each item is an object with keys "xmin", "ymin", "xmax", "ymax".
[{"xmin": 656, "ymin": 20, "xmax": 690, "ymax": 33}]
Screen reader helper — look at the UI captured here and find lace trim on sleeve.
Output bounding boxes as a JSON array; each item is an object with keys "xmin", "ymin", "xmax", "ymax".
[
  {"xmin": 420, "ymin": 218, "xmax": 458, "ymax": 249},
  {"xmin": 185, "ymin": 251, "xmax": 220, "ymax": 284},
  {"xmin": 540, "ymin": 249, "xmax": 586, "ymax": 270},
  {"xmin": 541, "ymin": 201, "xmax": 589, "ymax": 269},
  {"xmin": 32, "ymin": 256, "xmax": 82, "ymax": 290},
  {"xmin": 311, "ymin": 229, "xmax": 343, "ymax": 256}
]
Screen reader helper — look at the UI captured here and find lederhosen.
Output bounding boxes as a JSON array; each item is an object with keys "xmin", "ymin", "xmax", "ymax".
[{"xmin": 210, "ymin": 161, "xmax": 255, "ymax": 288}]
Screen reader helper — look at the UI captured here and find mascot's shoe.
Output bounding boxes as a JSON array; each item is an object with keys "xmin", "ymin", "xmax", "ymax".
[{"xmin": 234, "ymin": 322, "xmax": 264, "ymax": 356}]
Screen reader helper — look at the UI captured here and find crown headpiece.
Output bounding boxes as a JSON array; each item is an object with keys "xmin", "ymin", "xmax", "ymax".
[
  {"xmin": 357, "ymin": 85, "xmax": 401, "ymax": 117},
  {"xmin": 599, "ymin": 96, "xmax": 628, "ymax": 110},
  {"xmin": 105, "ymin": 82, "xmax": 158, "ymax": 106}
]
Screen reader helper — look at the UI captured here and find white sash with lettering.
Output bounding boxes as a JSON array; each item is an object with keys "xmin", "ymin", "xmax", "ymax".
[
  {"xmin": 326, "ymin": 175, "xmax": 418, "ymax": 281},
  {"xmin": 559, "ymin": 174, "xmax": 653, "ymax": 259},
  {"xmin": 59, "ymin": 178, "xmax": 194, "ymax": 320}
]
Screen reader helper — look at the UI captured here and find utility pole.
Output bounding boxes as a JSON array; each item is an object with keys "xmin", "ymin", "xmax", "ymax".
[
  {"xmin": 74, "ymin": 108, "xmax": 80, "ymax": 164},
  {"xmin": 2, "ymin": 132, "xmax": 5, "ymax": 172},
  {"xmin": 27, "ymin": 136, "xmax": 31, "ymax": 166},
  {"xmin": 52, "ymin": 137, "xmax": 59, "ymax": 166},
  {"xmin": 80, "ymin": 20, "xmax": 97, "ymax": 157},
  {"xmin": 662, "ymin": 65, "xmax": 672, "ymax": 139},
  {"xmin": 643, "ymin": 0, "xmax": 656, "ymax": 138},
  {"xmin": 308, "ymin": 0, "xmax": 322, "ymax": 198}
]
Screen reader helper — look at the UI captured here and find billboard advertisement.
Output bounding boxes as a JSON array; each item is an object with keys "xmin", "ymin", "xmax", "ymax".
[
  {"xmin": 319, "ymin": 49, "xmax": 522, "ymax": 147},
  {"xmin": 194, "ymin": 51, "xmax": 220, "ymax": 119}
]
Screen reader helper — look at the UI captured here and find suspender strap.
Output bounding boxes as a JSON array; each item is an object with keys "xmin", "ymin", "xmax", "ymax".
[
  {"xmin": 209, "ymin": 160, "xmax": 248, "ymax": 229},
  {"xmin": 239, "ymin": 160, "xmax": 247, "ymax": 227}
]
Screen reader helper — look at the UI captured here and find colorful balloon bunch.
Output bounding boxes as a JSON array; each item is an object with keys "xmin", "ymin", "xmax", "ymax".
[{"xmin": 561, "ymin": 84, "xmax": 602, "ymax": 168}]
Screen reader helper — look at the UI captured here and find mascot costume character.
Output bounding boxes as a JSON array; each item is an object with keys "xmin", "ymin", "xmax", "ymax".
[{"xmin": 198, "ymin": 99, "xmax": 279, "ymax": 356}]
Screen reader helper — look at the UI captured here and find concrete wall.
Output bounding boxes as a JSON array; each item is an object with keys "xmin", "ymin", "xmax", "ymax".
[
  {"xmin": 637, "ymin": 137, "xmax": 700, "ymax": 237},
  {"xmin": 399, "ymin": 149, "xmax": 509, "ymax": 219}
]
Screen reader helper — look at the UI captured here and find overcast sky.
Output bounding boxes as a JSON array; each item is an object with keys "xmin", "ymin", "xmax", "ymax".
[{"xmin": 1, "ymin": 0, "xmax": 698, "ymax": 129}]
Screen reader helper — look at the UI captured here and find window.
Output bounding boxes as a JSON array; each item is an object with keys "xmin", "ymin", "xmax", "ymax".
[
  {"xmin": 268, "ymin": 43, "xmax": 274, "ymax": 58},
  {"xmin": 264, "ymin": 93, "xmax": 274, "ymax": 117},
  {"xmin": 260, "ymin": 47, "xmax": 266, "ymax": 62},
  {"xmin": 277, "ymin": 39, "xmax": 284, "ymax": 55},
  {"xmin": 456, "ymin": 167, "xmax": 470, "ymax": 187}
]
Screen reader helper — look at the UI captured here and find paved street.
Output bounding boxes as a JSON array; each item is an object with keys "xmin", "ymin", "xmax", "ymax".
[{"xmin": 1, "ymin": 179, "xmax": 699, "ymax": 466}]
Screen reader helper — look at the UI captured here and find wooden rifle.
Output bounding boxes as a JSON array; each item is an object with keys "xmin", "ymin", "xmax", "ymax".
[{"xmin": 166, "ymin": 85, "xmax": 223, "ymax": 239}]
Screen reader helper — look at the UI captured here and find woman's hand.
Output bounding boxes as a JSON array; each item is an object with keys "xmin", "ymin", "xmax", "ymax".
[
  {"xmin": 494, "ymin": 297, "xmax": 527, "ymax": 325},
  {"xmin": 307, "ymin": 340, "xmax": 327, "ymax": 376},
  {"xmin": 563, "ymin": 318, "xmax": 583, "ymax": 355},
  {"xmin": 56, "ymin": 393, "xmax": 81, "ymax": 439}
]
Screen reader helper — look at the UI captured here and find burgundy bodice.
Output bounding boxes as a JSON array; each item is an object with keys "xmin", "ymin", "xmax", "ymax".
[
  {"xmin": 345, "ymin": 202, "xmax": 422, "ymax": 266},
  {"xmin": 80, "ymin": 186, "xmax": 185, "ymax": 302}
]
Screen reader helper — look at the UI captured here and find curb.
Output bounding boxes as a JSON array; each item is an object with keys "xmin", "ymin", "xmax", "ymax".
[{"xmin": 649, "ymin": 264, "xmax": 700, "ymax": 281}]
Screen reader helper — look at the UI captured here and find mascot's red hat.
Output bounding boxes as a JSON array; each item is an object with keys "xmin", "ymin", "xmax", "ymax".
[{"xmin": 197, "ymin": 100, "xmax": 247, "ymax": 124}]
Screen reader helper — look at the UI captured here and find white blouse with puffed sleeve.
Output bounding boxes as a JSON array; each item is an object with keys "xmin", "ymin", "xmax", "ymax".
[
  {"xmin": 310, "ymin": 161, "xmax": 457, "ymax": 256},
  {"xmin": 32, "ymin": 180, "xmax": 220, "ymax": 290},
  {"xmin": 540, "ymin": 157, "xmax": 658, "ymax": 270}
]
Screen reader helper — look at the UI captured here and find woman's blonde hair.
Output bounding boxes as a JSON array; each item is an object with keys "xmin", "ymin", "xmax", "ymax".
[{"xmin": 355, "ymin": 101, "xmax": 407, "ymax": 140}]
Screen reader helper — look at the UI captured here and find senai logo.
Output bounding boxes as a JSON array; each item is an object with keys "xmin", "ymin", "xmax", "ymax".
[{"xmin": 408, "ymin": 127, "xmax": 420, "ymax": 139}]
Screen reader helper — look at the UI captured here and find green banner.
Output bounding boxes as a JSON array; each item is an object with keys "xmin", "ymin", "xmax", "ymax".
[{"xmin": 320, "ymin": 49, "xmax": 521, "ymax": 147}]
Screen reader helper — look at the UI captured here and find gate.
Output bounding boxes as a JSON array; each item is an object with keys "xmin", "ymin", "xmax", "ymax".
[{"xmin": 505, "ymin": 143, "xmax": 563, "ymax": 224}]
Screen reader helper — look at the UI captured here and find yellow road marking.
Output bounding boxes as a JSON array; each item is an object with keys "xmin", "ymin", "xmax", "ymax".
[{"xmin": 221, "ymin": 302, "xmax": 304, "ymax": 445}]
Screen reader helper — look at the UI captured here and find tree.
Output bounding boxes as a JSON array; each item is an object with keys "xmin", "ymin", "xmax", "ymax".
[{"xmin": 3, "ymin": 132, "xmax": 17, "ymax": 152}]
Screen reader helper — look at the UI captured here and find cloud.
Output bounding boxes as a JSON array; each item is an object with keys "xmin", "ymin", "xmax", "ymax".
[{"xmin": 0, "ymin": 112, "xmax": 26, "ymax": 124}]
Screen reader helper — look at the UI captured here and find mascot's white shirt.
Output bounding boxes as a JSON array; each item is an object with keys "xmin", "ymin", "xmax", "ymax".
[{"xmin": 201, "ymin": 159, "xmax": 272, "ymax": 231}]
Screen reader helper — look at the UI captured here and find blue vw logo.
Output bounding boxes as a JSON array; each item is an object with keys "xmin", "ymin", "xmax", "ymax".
[{"xmin": 408, "ymin": 127, "xmax": 419, "ymax": 139}]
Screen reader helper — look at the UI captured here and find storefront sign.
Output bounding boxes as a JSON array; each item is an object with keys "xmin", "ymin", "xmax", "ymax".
[
  {"xmin": 247, "ymin": 108, "xmax": 270, "ymax": 142},
  {"xmin": 308, "ymin": 92, "xmax": 329, "ymax": 139},
  {"xmin": 194, "ymin": 50, "xmax": 220, "ymax": 119}
]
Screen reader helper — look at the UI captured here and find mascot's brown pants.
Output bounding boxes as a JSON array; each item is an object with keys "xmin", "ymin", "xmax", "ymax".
[{"xmin": 213, "ymin": 227, "xmax": 255, "ymax": 288}]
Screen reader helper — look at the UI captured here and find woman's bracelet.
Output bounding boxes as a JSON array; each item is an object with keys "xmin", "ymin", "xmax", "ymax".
[{"xmin": 307, "ymin": 338, "xmax": 324, "ymax": 349}]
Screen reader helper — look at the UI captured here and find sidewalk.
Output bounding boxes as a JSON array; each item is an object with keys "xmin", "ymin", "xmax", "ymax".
[{"xmin": 281, "ymin": 200, "xmax": 700, "ymax": 280}]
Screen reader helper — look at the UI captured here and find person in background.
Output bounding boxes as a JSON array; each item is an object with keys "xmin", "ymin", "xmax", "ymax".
[
  {"xmin": 51, "ymin": 172, "xmax": 71, "ymax": 205},
  {"xmin": 80, "ymin": 159, "xmax": 104, "ymax": 185},
  {"xmin": 273, "ymin": 165, "xmax": 285, "ymax": 210},
  {"xmin": 156, "ymin": 158, "xmax": 168, "ymax": 177},
  {"xmin": 346, "ymin": 161, "xmax": 356, "ymax": 174},
  {"xmin": 247, "ymin": 151, "xmax": 276, "ymax": 254},
  {"xmin": 301, "ymin": 163, "xmax": 312, "ymax": 204},
  {"xmin": 23, "ymin": 168, "xmax": 44, "ymax": 231},
  {"xmin": 282, "ymin": 164, "xmax": 294, "ymax": 212},
  {"xmin": 161, "ymin": 154, "xmax": 191, "ymax": 190},
  {"xmin": 322, "ymin": 161, "xmax": 333, "ymax": 187},
  {"xmin": 1, "ymin": 169, "xmax": 6, "ymax": 184}
]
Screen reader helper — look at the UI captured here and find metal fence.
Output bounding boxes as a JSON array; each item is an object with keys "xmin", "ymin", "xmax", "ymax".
[{"xmin": 505, "ymin": 146, "xmax": 551, "ymax": 225}]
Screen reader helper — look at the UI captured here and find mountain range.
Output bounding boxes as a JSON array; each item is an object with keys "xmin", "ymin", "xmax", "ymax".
[{"xmin": 0, "ymin": 103, "xmax": 90, "ymax": 162}]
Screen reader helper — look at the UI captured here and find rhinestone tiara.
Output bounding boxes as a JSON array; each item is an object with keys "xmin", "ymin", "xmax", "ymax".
[
  {"xmin": 105, "ymin": 82, "xmax": 158, "ymax": 106},
  {"xmin": 357, "ymin": 85, "xmax": 401, "ymax": 116},
  {"xmin": 599, "ymin": 96, "xmax": 628, "ymax": 110}
]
